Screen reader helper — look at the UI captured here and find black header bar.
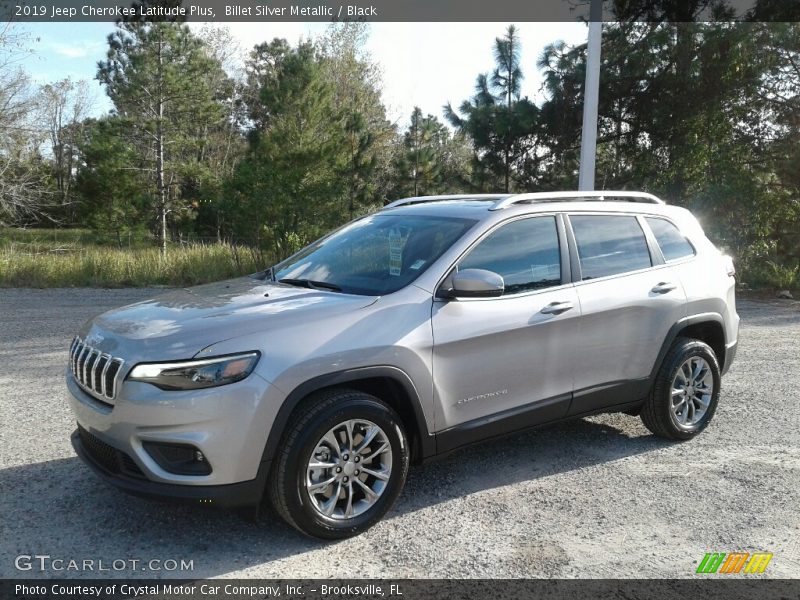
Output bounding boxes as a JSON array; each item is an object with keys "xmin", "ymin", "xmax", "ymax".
[
  {"xmin": 2, "ymin": 0, "xmax": 799, "ymax": 23},
  {"xmin": 3, "ymin": 579, "xmax": 800, "ymax": 600}
]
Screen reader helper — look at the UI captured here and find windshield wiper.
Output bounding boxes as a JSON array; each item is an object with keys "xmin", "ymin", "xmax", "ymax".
[
  {"xmin": 278, "ymin": 278, "xmax": 342, "ymax": 292},
  {"xmin": 254, "ymin": 267, "xmax": 275, "ymax": 281}
]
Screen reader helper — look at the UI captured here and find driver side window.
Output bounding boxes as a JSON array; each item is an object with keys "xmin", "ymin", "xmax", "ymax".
[{"xmin": 458, "ymin": 216, "xmax": 562, "ymax": 295}]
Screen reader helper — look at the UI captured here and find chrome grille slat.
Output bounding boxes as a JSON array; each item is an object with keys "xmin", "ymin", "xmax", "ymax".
[
  {"xmin": 78, "ymin": 346, "xmax": 90, "ymax": 385},
  {"xmin": 72, "ymin": 340, "xmax": 83, "ymax": 376},
  {"xmin": 70, "ymin": 341, "xmax": 75, "ymax": 372},
  {"xmin": 83, "ymin": 349, "xmax": 95, "ymax": 385},
  {"xmin": 100, "ymin": 354, "xmax": 112, "ymax": 397},
  {"xmin": 68, "ymin": 337, "xmax": 124, "ymax": 404},
  {"xmin": 74, "ymin": 342, "xmax": 83, "ymax": 378},
  {"xmin": 93, "ymin": 354, "xmax": 107, "ymax": 392},
  {"xmin": 109, "ymin": 359, "xmax": 123, "ymax": 398},
  {"xmin": 77, "ymin": 343, "xmax": 86, "ymax": 376}
]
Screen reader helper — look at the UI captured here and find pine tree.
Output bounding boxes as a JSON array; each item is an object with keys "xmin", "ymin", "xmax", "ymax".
[
  {"xmin": 229, "ymin": 42, "xmax": 348, "ymax": 257},
  {"xmin": 97, "ymin": 11, "xmax": 221, "ymax": 254},
  {"xmin": 317, "ymin": 23, "xmax": 395, "ymax": 214},
  {"xmin": 76, "ymin": 118, "xmax": 143, "ymax": 246},
  {"xmin": 492, "ymin": 25, "xmax": 524, "ymax": 192},
  {"xmin": 445, "ymin": 25, "xmax": 539, "ymax": 193}
]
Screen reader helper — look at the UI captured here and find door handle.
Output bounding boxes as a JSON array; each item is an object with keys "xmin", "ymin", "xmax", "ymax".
[
  {"xmin": 651, "ymin": 281, "xmax": 677, "ymax": 294},
  {"xmin": 541, "ymin": 301, "xmax": 574, "ymax": 315}
]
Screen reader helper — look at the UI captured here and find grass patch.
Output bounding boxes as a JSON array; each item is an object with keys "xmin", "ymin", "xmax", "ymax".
[{"xmin": 0, "ymin": 229, "xmax": 270, "ymax": 288}]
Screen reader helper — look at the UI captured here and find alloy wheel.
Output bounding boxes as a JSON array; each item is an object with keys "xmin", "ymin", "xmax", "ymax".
[
  {"xmin": 305, "ymin": 419, "xmax": 393, "ymax": 520},
  {"xmin": 671, "ymin": 356, "xmax": 714, "ymax": 427}
]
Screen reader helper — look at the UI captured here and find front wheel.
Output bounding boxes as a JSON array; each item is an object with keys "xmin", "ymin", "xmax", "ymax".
[
  {"xmin": 641, "ymin": 338, "xmax": 721, "ymax": 440},
  {"xmin": 269, "ymin": 389, "xmax": 409, "ymax": 539}
]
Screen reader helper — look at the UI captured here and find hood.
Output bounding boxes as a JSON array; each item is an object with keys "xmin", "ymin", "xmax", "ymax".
[{"xmin": 80, "ymin": 277, "xmax": 378, "ymax": 360}]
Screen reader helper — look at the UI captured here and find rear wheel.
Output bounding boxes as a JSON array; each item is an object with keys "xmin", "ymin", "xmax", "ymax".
[
  {"xmin": 269, "ymin": 389, "xmax": 409, "ymax": 539},
  {"xmin": 641, "ymin": 338, "xmax": 721, "ymax": 440}
]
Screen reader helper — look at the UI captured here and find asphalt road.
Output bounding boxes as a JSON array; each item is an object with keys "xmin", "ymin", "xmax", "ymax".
[{"xmin": 1, "ymin": 289, "xmax": 798, "ymax": 579}]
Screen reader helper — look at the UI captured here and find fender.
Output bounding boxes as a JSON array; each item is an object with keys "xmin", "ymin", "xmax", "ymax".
[
  {"xmin": 649, "ymin": 312, "xmax": 725, "ymax": 381},
  {"xmin": 259, "ymin": 365, "xmax": 436, "ymax": 467}
]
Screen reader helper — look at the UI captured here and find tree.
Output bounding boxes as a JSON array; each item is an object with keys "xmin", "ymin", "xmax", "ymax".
[
  {"xmin": 316, "ymin": 23, "xmax": 396, "ymax": 215},
  {"xmin": 0, "ymin": 22, "xmax": 51, "ymax": 225},
  {"xmin": 492, "ymin": 24, "xmax": 524, "ymax": 192},
  {"xmin": 535, "ymin": 40, "xmax": 584, "ymax": 189},
  {"xmin": 241, "ymin": 38, "xmax": 293, "ymax": 132},
  {"xmin": 229, "ymin": 41, "xmax": 348, "ymax": 257},
  {"xmin": 393, "ymin": 107, "xmax": 471, "ymax": 197},
  {"xmin": 446, "ymin": 25, "xmax": 539, "ymax": 193},
  {"xmin": 399, "ymin": 108, "xmax": 441, "ymax": 196},
  {"xmin": 753, "ymin": 22, "xmax": 800, "ymax": 263},
  {"xmin": 39, "ymin": 79, "xmax": 94, "ymax": 217},
  {"xmin": 536, "ymin": 19, "xmax": 800, "ymax": 274},
  {"xmin": 75, "ymin": 118, "xmax": 143, "ymax": 245},
  {"xmin": 97, "ymin": 10, "xmax": 223, "ymax": 254},
  {"xmin": 232, "ymin": 27, "xmax": 400, "ymax": 256},
  {"xmin": 179, "ymin": 25, "xmax": 246, "ymax": 242}
]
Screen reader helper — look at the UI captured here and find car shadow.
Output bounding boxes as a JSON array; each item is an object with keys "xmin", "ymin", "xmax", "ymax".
[{"xmin": 0, "ymin": 417, "xmax": 669, "ymax": 579}]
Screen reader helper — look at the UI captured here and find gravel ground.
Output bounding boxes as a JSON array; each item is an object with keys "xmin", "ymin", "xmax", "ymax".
[{"xmin": 0, "ymin": 288, "xmax": 798, "ymax": 579}]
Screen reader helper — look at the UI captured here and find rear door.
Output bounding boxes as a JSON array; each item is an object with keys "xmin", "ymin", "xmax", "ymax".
[
  {"xmin": 431, "ymin": 214, "xmax": 580, "ymax": 443},
  {"xmin": 565, "ymin": 213, "xmax": 687, "ymax": 415}
]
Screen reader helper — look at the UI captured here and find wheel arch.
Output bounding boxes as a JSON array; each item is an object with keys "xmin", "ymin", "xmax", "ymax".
[
  {"xmin": 651, "ymin": 313, "xmax": 726, "ymax": 381},
  {"xmin": 260, "ymin": 367, "xmax": 435, "ymax": 468}
]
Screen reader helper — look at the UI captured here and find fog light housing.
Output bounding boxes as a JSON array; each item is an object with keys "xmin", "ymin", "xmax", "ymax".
[{"xmin": 143, "ymin": 441, "xmax": 212, "ymax": 475}]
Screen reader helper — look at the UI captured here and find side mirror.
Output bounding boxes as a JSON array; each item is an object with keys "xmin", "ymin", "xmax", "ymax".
[{"xmin": 448, "ymin": 268, "xmax": 504, "ymax": 299}]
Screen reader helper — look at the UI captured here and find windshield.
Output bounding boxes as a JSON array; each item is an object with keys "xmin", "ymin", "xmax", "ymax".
[{"xmin": 273, "ymin": 214, "xmax": 477, "ymax": 296}]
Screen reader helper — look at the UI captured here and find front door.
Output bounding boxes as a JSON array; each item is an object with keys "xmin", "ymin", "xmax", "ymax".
[{"xmin": 431, "ymin": 215, "xmax": 580, "ymax": 448}]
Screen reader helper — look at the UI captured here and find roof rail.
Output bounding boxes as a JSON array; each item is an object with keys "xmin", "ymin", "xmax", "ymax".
[
  {"xmin": 490, "ymin": 191, "xmax": 664, "ymax": 210},
  {"xmin": 382, "ymin": 191, "xmax": 665, "ymax": 212},
  {"xmin": 383, "ymin": 194, "xmax": 506, "ymax": 210}
]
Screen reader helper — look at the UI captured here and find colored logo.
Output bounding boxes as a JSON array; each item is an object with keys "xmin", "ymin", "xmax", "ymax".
[{"xmin": 696, "ymin": 552, "xmax": 773, "ymax": 574}]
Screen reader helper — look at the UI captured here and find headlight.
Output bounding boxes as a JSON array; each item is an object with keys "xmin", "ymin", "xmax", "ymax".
[{"xmin": 127, "ymin": 352, "xmax": 260, "ymax": 390}]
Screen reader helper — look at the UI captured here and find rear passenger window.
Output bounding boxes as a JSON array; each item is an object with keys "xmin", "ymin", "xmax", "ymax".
[
  {"xmin": 570, "ymin": 215, "xmax": 652, "ymax": 280},
  {"xmin": 458, "ymin": 216, "xmax": 561, "ymax": 294},
  {"xmin": 645, "ymin": 217, "xmax": 695, "ymax": 262}
]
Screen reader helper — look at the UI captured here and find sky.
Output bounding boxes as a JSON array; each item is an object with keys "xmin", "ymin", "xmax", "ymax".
[{"xmin": 18, "ymin": 21, "xmax": 588, "ymax": 127}]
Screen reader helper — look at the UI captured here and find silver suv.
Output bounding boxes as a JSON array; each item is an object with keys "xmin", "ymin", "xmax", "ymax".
[{"xmin": 66, "ymin": 191, "xmax": 739, "ymax": 538}]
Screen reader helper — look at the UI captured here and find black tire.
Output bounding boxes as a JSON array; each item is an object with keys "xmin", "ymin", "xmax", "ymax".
[
  {"xmin": 268, "ymin": 388, "xmax": 409, "ymax": 539},
  {"xmin": 641, "ymin": 337, "xmax": 721, "ymax": 440}
]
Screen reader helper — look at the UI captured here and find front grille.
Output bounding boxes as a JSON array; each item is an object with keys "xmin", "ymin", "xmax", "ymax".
[
  {"xmin": 77, "ymin": 425, "xmax": 145, "ymax": 479},
  {"xmin": 69, "ymin": 337, "xmax": 124, "ymax": 403}
]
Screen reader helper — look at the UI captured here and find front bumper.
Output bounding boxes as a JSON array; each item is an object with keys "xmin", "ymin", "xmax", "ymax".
[
  {"xmin": 71, "ymin": 428, "xmax": 268, "ymax": 508},
  {"xmin": 66, "ymin": 367, "xmax": 286, "ymax": 500}
]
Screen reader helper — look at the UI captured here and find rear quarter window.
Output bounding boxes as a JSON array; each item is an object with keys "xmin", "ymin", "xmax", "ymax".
[{"xmin": 645, "ymin": 217, "xmax": 695, "ymax": 262}]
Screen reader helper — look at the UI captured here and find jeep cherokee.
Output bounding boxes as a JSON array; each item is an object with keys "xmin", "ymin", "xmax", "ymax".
[{"xmin": 66, "ymin": 191, "xmax": 739, "ymax": 538}]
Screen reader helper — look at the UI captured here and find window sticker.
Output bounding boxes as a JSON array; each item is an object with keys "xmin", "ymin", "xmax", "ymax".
[
  {"xmin": 410, "ymin": 259, "xmax": 426, "ymax": 270},
  {"xmin": 388, "ymin": 228, "xmax": 403, "ymax": 276}
]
